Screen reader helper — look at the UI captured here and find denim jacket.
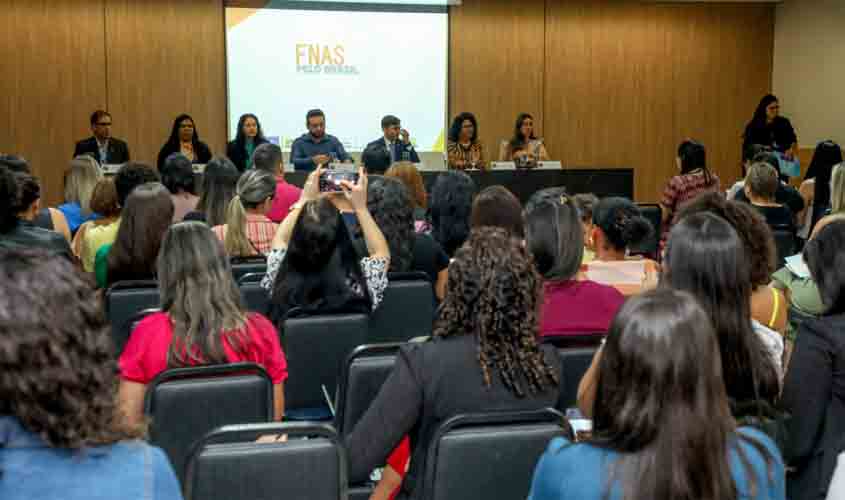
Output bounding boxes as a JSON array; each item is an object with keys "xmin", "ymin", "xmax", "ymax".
[{"xmin": 0, "ymin": 416, "xmax": 182, "ymax": 500}]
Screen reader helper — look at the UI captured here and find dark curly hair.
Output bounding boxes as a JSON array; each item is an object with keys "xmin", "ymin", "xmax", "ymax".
[
  {"xmin": 592, "ymin": 197, "xmax": 653, "ymax": 252},
  {"xmin": 434, "ymin": 227, "xmax": 559, "ymax": 398},
  {"xmin": 367, "ymin": 176, "xmax": 414, "ymax": 272},
  {"xmin": 676, "ymin": 192, "xmax": 776, "ymax": 288},
  {"xmin": 430, "ymin": 171, "xmax": 477, "ymax": 258},
  {"xmin": 0, "ymin": 250, "xmax": 142, "ymax": 448},
  {"xmin": 114, "ymin": 162, "xmax": 160, "ymax": 207},
  {"xmin": 471, "ymin": 185, "xmax": 525, "ymax": 238}
]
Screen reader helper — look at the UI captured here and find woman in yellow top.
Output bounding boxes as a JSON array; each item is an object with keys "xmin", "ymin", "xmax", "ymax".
[
  {"xmin": 499, "ymin": 113, "xmax": 549, "ymax": 167},
  {"xmin": 446, "ymin": 112, "xmax": 487, "ymax": 171}
]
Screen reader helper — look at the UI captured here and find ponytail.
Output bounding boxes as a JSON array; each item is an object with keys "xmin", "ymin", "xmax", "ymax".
[{"xmin": 224, "ymin": 194, "xmax": 255, "ymax": 256}]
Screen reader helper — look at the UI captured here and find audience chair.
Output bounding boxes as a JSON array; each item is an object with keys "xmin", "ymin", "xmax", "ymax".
[
  {"xmin": 423, "ymin": 409, "xmax": 571, "ymax": 500},
  {"xmin": 144, "ymin": 363, "xmax": 274, "ymax": 485},
  {"xmin": 185, "ymin": 422, "xmax": 346, "ymax": 500},
  {"xmin": 238, "ymin": 272, "xmax": 269, "ymax": 315},
  {"xmin": 105, "ymin": 280, "xmax": 160, "ymax": 355},
  {"xmin": 541, "ymin": 333, "xmax": 605, "ymax": 350},
  {"xmin": 230, "ymin": 256, "xmax": 267, "ymax": 283},
  {"xmin": 771, "ymin": 224, "xmax": 797, "ymax": 268},
  {"xmin": 557, "ymin": 347, "xmax": 600, "ymax": 409},
  {"xmin": 630, "ymin": 203, "xmax": 661, "ymax": 260},
  {"xmin": 368, "ymin": 272, "xmax": 435, "ymax": 344},
  {"xmin": 335, "ymin": 343, "xmax": 402, "ymax": 436},
  {"xmin": 283, "ymin": 314, "xmax": 369, "ymax": 420}
]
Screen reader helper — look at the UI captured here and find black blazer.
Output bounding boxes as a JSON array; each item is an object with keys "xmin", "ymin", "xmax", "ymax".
[
  {"xmin": 782, "ymin": 313, "xmax": 845, "ymax": 500},
  {"xmin": 226, "ymin": 137, "xmax": 269, "ymax": 172},
  {"xmin": 344, "ymin": 335, "xmax": 561, "ymax": 500},
  {"xmin": 363, "ymin": 137, "xmax": 421, "ymax": 174},
  {"xmin": 157, "ymin": 141, "xmax": 212, "ymax": 170},
  {"xmin": 73, "ymin": 136, "xmax": 130, "ymax": 164}
]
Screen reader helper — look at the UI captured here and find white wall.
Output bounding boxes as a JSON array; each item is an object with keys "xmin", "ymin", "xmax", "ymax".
[{"xmin": 773, "ymin": 0, "xmax": 845, "ymax": 146}]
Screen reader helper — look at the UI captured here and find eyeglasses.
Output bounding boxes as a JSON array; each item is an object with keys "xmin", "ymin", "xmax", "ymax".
[{"xmin": 96, "ymin": 122, "xmax": 112, "ymax": 126}]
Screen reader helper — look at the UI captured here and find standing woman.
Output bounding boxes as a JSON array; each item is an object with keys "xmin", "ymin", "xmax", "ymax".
[
  {"xmin": 499, "ymin": 113, "xmax": 549, "ymax": 165},
  {"xmin": 743, "ymin": 94, "xmax": 798, "ymax": 157},
  {"xmin": 226, "ymin": 113, "xmax": 269, "ymax": 173},
  {"xmin": 446, "ymin": 112, "xmax": 487, "ymax": 171},
  {"xmin": 157, "ymin": 114, "xmax": 212, "ymax": 170}
]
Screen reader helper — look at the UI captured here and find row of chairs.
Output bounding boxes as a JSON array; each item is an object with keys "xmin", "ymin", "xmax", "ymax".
[{"xmin": 143, "ymin": 338, "xmax": 599, "ymax": 492}]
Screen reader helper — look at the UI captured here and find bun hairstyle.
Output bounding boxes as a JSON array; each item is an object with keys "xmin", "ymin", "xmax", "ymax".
[{"xmin": 592, "ymin": 197, "xmax": 653, "ymax": 252}]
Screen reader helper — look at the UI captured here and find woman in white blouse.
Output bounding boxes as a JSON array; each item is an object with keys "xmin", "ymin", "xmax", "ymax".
[{"xmin": 262, "ymin": 167, "xmax": 390, "ymax": 324}]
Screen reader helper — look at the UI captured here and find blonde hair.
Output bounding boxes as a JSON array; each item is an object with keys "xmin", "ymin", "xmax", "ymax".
[
  {"xmin": 224, "ymin": 170, "xmax": 275, "ymax": 256},
  {"xmin": 830, "ymin": 163, "xmax": 845, "ymax": 214},
  {"xmin": 64, "ymin": 156, "xmax": 102, "ymax": 216}
]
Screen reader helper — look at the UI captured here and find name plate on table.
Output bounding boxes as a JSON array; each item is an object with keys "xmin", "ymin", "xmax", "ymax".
[
  {"xmin": 101, "ymin": 163, "xmax": 124, "ymax": 175},
  {"xmin": 536, "ymin": 161, "xmax": 562, "ymax": 170},
  {"xmin": 491, "ymin": 161, "xmax": 517, "ymax": 170},
  {"xmin": 192, "ymin": 164, "xmax": 206, "ymax": 174},
  {"xmin": 491, "ymin": 161, "xmax": 562, "ymax": 170},
  {"xmin": 328, "ymin": 162, "xmax": 356, "ymax": 171}
]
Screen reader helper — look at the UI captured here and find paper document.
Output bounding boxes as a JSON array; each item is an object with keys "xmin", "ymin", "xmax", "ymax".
[{"xmin": 785, "ymin": 254, "xmax": 811, "ymax": 279}]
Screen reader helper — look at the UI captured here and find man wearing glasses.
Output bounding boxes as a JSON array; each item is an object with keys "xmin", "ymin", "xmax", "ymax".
[{"xmin": 73, "ymin": 110, "xmax": 130, "ymax": 165}]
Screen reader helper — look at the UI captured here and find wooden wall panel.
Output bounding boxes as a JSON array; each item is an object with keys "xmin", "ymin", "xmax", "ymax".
[
  {"xmin": 105, "ymin": 0, "xmax": 227, "ymax": 170},
  {"xmin": 0, "ymin": 0, "xmax": 107, "ymax": 206},
  {"xmin": 449, "ymin": 0, "xmax": 546, "ymax": 163}
]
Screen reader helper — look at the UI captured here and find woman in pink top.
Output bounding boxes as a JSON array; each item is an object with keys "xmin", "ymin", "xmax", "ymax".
[
  {"xmin": 524, "ymin": 188, "xmax": 625, "ymax": 337},
  {"xmin": 118, "ymin": 222, "xmax": 288, "ymax": 426}
]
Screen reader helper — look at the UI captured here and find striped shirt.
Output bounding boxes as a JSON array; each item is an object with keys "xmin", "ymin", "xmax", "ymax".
[{"xmin": 212, "ymin": 213, "xmax": 278, "ymax": 256}]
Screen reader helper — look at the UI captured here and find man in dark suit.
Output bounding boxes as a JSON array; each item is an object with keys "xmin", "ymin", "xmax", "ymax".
[
  {"xmin": 362, "ymin": 115, "xmax": 420, "ymax": 174},
  {"xmin": 73, "ymin": 110, "xmax": 130, "ymax": 165}
]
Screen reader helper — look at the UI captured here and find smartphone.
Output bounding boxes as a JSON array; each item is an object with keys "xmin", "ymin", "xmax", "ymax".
[{"xmin": 319, "ymin": 163, "xmax": 359, "ymax": 193}]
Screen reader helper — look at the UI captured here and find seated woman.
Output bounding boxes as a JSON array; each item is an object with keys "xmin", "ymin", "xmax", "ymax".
[
  {"xmin": 384, "ymin": 162, "xmax": 429, "ymax": 233},
  {"xmin": 157, "ymin": 114, "xmax": 212, "ymax": 170},
  {"xmin": 0, "ymin": 250, "xmax": 182, "ymax": 500},
  {"xmin": 743, "ymin": 161, "xmax": 795, "ymax": 228},
  {"xmin": 658, "ymin": 139, "xmax": 721, "ymax": 253},
  {"xmin": 498, "ymin": 113, "xmax": 549, "ymax": 166},
  {"xmin": 470, "ymin": 185, "xmax": 525, "ymax": 239},
  {"xmin": 73, "ymin": 178, "xmax": 120, "ymax": 261},
  {"xmin": 446, "ymin": 112, "xmax": 488, "ymax": 171},
  {"xmin": 226, "ymin": 113, "xmax": 269, "ymax": 172},
  {"xmin": 798, "ymin": 140, "xmax": 842, "ymax": 236},
  {"xmin": 530, "ymin": 288, "xmax": 784, "ymax": 500},
  {"xmin": 160, "ymin": 153, "xmax": 200, "ymax": 222},
  {"xmin": 118, "ymin": 222, "xmax": 287, "ymax": 425},
  {"xmin": 572, "ymin": 193, "xmax": 598, "ymax": 263},
  {"xmin": 781, "ymin": 219, "xmax": 845, "ymax": 500},
  {"xmin": 184, "ymin": 156, "xmax": 240, "ymax": 226},
  {"xmin": 212, "ymin": 170, "xmax": 278, "ymax": 257},
  {"xmin": 0, "ymin": 170, "xmax": 72, "ymax": 259},
  {"xmin": 95, "ymin": 183, "xmax": 174, "ymax": 289},
  {"xmin": 263, "ymin": 167, "xmax": 391, "ymax": 321},
  {"xmin": 579, "ymin": 214, "xmax": 782, "ymax": 420},
  {"xmin": 429, "ymin": 170, "xmax": 477, "ymax": 258},
  {"xmin": 0, "ymin": 155, "xmax": 71, "ymax": 242},
  {"xmin": 584, "ymin": 196, "xmax": 656, "ymax": 295},
  {"xmin": 59, "ymin": 155, "xmax": 102, "ymax": 235},
  {"xmin": 677, "ymin": 193, "xmax": 788, "ymax": 366},
  {"xmin": 344, "ymin": 227, "xmax": 561, "ymax": 499},
  {"xmin": 368, "ymin": 176, "xmax": 449, "ymax": 301},
  {"xmin": 524, "ymin": 188, "xmax": 624, "ymax": 337}
]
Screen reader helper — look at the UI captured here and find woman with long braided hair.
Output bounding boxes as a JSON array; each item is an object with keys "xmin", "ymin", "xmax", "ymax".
[{"xmin": 344, "ymin": 227, "xmax": 560, "ymax": 500}]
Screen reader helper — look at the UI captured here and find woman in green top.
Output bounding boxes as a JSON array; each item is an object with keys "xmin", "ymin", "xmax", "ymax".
[
  {"xmin": 95, "ymin": 183, "xmax": 173, "ymax": 289},
  {"xmin": 226, "ymin": 114, "xmax": 269, "ymax": 173}
]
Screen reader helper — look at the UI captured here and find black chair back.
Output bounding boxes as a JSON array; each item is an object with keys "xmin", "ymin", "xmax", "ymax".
[
  {"xmin": 630, "ymin": 203, "xmax": 662, "ymax": 259},
  {"xmin": 105, "ymin": 280, "xmax": 160, "ymax": 355},
  {"xmin": 557, "ymin": 347, "xmax": 599, "ymax": 409},
  {"xmin": 771, "ymin": 225, "xmax": 797, "ymax": 268},
  {"xmin": 335, "ymin": 343, "xmax": 402, "ymax": 435},
  {"xmin": 283, "ymin": 314, "xmax": 369, "ymax": 417},
  {"xmin": 423, "ymin": 409, "xmax": 570, "ymax": 500},
  {"xmin": 238, "ymin": 273, "xmax": 269, "ymax": 314},
  {"xmin": 368, "ymin": 272, "xmax": 435, "ymax": 344},
  {"xmin": 230, "ymin": 256, "xmax": 267, "ymax": 283},
  {"xmin": 185, "ymin": 423, "xmax": 346, "ymax": 500},
  {"xmin": 144, "ymin": 363, "xmax": 274, "ymax": 485},
  {"xmin": 541, "ymin": 333, "xmax": 604, "ymax": 349}
]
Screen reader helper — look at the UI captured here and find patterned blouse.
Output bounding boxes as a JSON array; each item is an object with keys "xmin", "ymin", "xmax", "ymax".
[
  {"xmin": 212, "ymin": 213, "xmax": 278, "ymax": 256},
  {"xmin": 261, "ymin": 248, "xmax": 389, "ymax": 311},
  {"xmin": 447, "ymin": 140, "xmax": 488, "ymax": 171}
]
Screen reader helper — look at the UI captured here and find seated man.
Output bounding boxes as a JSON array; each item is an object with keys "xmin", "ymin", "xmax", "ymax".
[
  {"xmin": 73, "ymin": 110, "xmax": 130, "ymax": 165},
  {"xmin": 290, "ymin": 109, "xmax": 351, "ymax": 171},
  {"xmin": 363, "ymin": 115, "xmax": 420, "ymax": 174}
]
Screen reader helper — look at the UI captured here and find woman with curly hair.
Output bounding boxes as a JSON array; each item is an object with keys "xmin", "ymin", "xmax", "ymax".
[
  {"xmin": 368, "ymin": 176, "xmax": 449, "ymax": 300},
  {"xmin": 0, "ymin": 250, "xmax": 182, "ymax": 500},
  {"xmin": 429, "ymin": 170, "xmax": 477, "ymax": 258},
  {"xmin": 344, "ymin": 227, "xmax": 561, "ymax": 500}
]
